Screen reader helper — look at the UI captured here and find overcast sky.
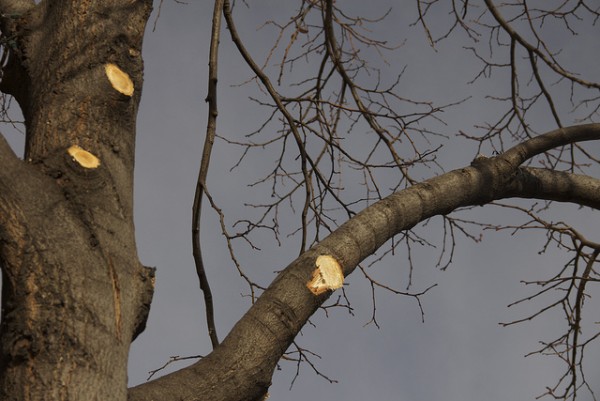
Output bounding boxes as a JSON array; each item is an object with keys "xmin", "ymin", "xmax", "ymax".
[{"xmin": 7, "ymin": 1, "xmax": 599, "ymax": 401}]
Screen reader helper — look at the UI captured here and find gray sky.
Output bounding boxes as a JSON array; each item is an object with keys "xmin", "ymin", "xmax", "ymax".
[{"xmin": 5, "ymin": 1, "xmax": 595, "ymax": 400}]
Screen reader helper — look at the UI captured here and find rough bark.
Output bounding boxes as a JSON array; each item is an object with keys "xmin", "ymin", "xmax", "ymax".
[
  {"xmin": 0, "ymin": 2, "xmax": 154, "ymax": 401},
  {"xmin": 128, "ymin": 125, "xmax": 600, "ymax": 401},
  {"xmin": 0, "ymin": 2, "xmax": 598, "ymax": 401}
]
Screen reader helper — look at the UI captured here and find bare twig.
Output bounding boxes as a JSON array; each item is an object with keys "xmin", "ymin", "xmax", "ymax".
[
  {"xmin": 147, "ymin": 354, "xmax": 203, "ymax": 381},
  {"xmin": 191, "ymin": 0, "xmax": 224, "ymax": 350}
]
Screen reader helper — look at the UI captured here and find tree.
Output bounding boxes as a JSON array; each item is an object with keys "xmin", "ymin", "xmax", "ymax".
[{"xmin": 0, "ymin": 0, "xmax": 598, "ymax": 400}]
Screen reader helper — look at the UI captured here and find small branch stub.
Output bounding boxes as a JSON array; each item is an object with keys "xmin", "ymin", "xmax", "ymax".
[
  {"xmin": 67, "ymin": 145, "xmax": 100, "ymax": 169},
  {"xmin": 105, "ymin": 63, "xmax": 134, "ymax": 97},
  {"xmin": 307, "ymin": 255, "xmax": 344, "ymax": 295}
]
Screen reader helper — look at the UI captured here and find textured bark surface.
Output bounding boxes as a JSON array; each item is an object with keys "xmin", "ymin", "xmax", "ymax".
[
  {"xmin": 128, "ymin": 125, "xmax": 600, "ymax": 401},
  {"xmin": 0, "ymin": 2, "xmax": 598, "ymax": 401},
  {"xmin": 0, "ymin": 1, "xmax": 154, "ymax": 400}
]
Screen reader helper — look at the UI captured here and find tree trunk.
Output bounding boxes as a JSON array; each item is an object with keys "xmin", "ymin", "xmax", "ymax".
[
  {"xmin": 0, "ymin": 2, "xmax": 154, "ymax": 400},
  {"xmin": 1, "ymin": 2, "xmax": 599, "ymax": 401}
]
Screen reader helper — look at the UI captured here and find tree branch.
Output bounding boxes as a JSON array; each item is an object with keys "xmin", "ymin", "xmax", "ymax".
[
  {"xmin": 484, "ymin": 0, "xmax": 600, "ymax": 90},
  {"xmin": 223, "ymin": 0, "xmax": 313, "ymax": 254},
  {"xmin": 503, "ymin": 167, "xmax": 600, "ymax": 209},
  {"xmin": 129, "ymin": 124, "xmax": 600, "ymax": 401},
  {"xmin": 191, "ymin": 0, "xmax": 224, "ymax": 352},
  {"xmin": 500, "ymin": 124, "xmax": 600, "ymax": 168}
]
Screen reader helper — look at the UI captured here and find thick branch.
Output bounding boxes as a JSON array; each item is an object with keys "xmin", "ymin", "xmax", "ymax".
[
  {"xmin": 503, "ymin": 167, "xmax": 600, "ymax": 209},
  {"xmin": 129, "ymin": 124, "xmax": 600, "ymax": 401},
  {"xmin": 500, "ymin": 124, "xmax": 600, "ymax": 167}
]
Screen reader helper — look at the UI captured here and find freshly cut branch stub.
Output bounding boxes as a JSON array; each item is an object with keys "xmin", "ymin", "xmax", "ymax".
[
  {"xmin": 307, "ymin": 255, "xmax": 344, "ymax": 295},
  {"xmin": 105, "ymin": 63, "xmax": 134, "ymax": 96},
  {"xmin": 67, "ymin": 145, "xmax": 100, "ymax": 169}
]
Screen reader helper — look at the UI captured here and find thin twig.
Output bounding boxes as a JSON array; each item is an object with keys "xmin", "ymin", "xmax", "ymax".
[
  {"xmin": 191, "ymin": 0, "xmax": 224, "ymax": 350},
  {"xmin": 223, "ymin": 0, "xmax": 313, "ymax": 255}
]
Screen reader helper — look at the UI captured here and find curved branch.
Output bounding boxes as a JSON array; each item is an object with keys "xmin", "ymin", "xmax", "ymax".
[
  {"xmin": 129, "ymin": 124, "xmax": 600, "ymax": 401},
  {"xmin": 500, "ymin": 123, "xmax": 600, "ymax": 167}
]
